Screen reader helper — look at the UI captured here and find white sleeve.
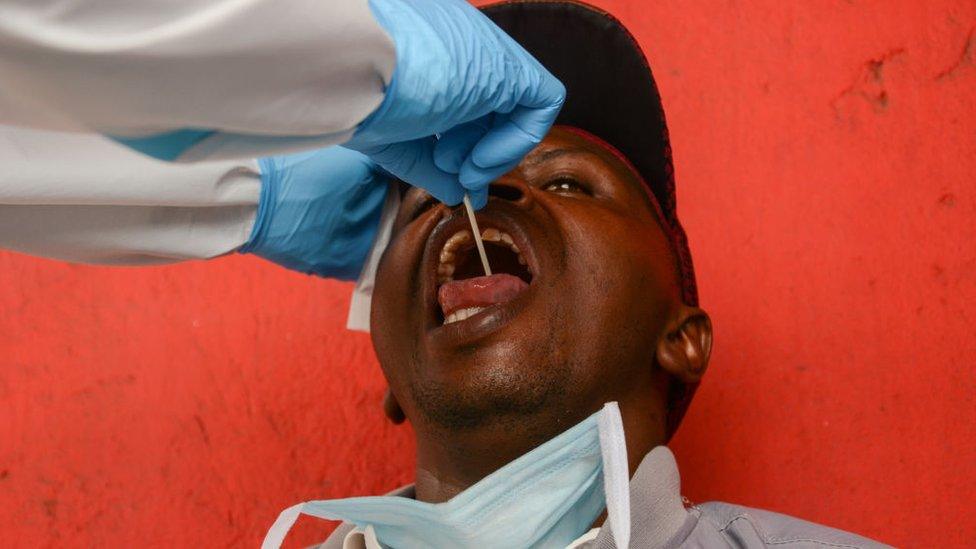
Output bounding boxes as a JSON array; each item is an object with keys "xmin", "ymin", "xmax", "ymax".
[
  {"xmin": 0, "ymin": 0, "xmax": 394, "ymax": 149},
  {"xmin": 0, "ymin": 126, "xmax": 261, "ymax": 265}
]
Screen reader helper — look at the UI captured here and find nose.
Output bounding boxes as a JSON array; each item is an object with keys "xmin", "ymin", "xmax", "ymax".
[{"xmin": 488, "ymin": 177, "xmax": 533, "ymax": 209}]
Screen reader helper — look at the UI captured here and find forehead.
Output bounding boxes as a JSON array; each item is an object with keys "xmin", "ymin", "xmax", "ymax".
[{"xmin": 524, "ymin": 127, "xmax": 630, "ymax": 168}]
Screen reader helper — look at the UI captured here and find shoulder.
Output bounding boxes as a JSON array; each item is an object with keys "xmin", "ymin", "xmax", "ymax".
[{"xmin": 694, "ymin": 501, "xmax": 892, "ymax": 549}]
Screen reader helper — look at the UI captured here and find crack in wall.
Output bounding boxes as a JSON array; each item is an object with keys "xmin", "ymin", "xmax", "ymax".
[
  {"xmin": 831, "ymin": 48, "xmax": 906, "ymax": 115},
  {"xmin": 935, "ymin": 26, "xmax": 976, "ymax": 81}
]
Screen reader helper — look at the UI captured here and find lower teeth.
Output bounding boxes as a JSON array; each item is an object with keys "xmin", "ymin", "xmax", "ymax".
[{"xmin": 444, "ymin": 306, "xmax": 486, "ymax": 325}]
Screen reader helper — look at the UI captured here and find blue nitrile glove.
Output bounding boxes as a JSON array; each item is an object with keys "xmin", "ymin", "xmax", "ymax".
[
  {"xmin": 238, "ymin": 147, "xmax": 388, "ymax": 280},
  {"xmin": 344, "ymin": 0, "xmax": 565, "ymax": 209}
]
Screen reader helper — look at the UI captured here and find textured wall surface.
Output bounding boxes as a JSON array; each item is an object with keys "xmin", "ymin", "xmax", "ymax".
[{"xmin": 1, "ymin": 1, "xmax": 974, "ymax": 547}]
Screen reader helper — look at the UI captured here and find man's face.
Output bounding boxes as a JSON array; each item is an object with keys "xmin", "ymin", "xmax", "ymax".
[{"xmin": 371, "ymin": 127, "xmax": 683, "ymax": 439}]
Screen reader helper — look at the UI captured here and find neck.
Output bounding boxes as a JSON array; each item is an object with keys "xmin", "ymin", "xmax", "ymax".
[{"xmin": 410, "ymin": 398, "xmax": 667, "ymax": 503}]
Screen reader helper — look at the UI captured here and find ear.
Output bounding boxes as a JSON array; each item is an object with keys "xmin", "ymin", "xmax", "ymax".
[
  {"xmin": 383, "ymin": 388, "xmax": 406, "ymax": 425},
  {"xmin": 656, "ymin": 306, "xmax": 712, "ymax": 383}
]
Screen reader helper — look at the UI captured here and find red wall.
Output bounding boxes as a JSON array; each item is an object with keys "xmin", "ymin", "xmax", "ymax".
[{"xmin": 2, "ymin": 1, "xmax": 974, "ymax": 547}]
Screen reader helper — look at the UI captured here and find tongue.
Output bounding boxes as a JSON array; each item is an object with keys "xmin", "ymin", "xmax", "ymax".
[{"xmin": 438, "ymin": 274, "xmax": 529, "ymax": 317}]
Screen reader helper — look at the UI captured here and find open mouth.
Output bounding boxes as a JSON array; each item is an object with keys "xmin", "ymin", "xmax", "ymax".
[{"xmin": 435, "ymin": 226, "xmax": 534, "ymax": 325}]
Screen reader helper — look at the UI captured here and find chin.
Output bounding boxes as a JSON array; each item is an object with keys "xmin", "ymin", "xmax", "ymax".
[{"xmin": 405, "ymin": 351, "xmax": 570, "ymax": 432}]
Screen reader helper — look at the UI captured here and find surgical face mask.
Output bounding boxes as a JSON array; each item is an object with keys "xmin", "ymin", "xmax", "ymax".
[{"xmin": 262, "ymin": 403, "xmax": 631, "ymax": 549}]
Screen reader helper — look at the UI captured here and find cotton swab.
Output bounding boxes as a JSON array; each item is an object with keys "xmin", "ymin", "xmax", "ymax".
[{"xmin": 462, "ymin": 193, "xmax": 492, "ymax": 276}]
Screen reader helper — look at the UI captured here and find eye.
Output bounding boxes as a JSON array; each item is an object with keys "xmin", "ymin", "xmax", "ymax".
[{"xmin": 542, "ymin": 177, "xmax": 588, "ymax": 195}]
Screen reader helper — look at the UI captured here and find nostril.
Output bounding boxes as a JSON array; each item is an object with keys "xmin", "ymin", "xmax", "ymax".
[{"xmin": 488, "ymin": 182, "xmax": 526, "ymax": 203}]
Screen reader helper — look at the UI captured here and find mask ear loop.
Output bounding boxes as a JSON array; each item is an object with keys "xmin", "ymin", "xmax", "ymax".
[
  {"xmin": 262, "ymin": 503, "xmax": 303, "ymax": 549},
  {"xmin": 598, "ymin": 402, "xmax": 631, "ymax": 549}
]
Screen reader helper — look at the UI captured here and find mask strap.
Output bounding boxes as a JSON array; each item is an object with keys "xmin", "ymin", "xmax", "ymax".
[
  {"xmin": 262, "ymin": 503, "xmax": 303, "ymax": 549},
  {"xmin": 598, "ymin": 402, "xmax": 631, "ymax": 548}
]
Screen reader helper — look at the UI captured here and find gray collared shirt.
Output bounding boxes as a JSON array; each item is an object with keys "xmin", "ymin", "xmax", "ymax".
[{"xmin": 319, "ymin": 446, "xmax": 890, "ymax": 548}]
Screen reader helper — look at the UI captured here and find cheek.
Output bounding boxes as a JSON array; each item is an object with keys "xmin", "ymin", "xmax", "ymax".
[
  {"xmin": 558, "ymin": 205, "xmax": 666, "ymax": 297},
  {"xmin": 371, "ymin": 242, "xmax": 410, "ymax": 330},
  {"xmin": 370, "ymin": 237, "xmax": 424, "ymax": 369},
  {"xmin": 371, "ymin": 212, "xmax": 441, "ymax": 326},
  {"xmin": 556, "ymin": 211, "xmax": 673, "ymax": 373}
]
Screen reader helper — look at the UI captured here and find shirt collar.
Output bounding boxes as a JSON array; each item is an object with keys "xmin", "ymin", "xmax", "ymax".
[{"xmin": 587, "ymin": 445, "xmax": 693, "ymax": 547}]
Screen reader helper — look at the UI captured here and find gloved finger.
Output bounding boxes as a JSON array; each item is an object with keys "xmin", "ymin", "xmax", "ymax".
[
  {"xmin": 461, "ymin": 74, "xmax": 566, "ymax": 179},
  {"xmin": 458, "ymin": 110, "xmax": 555, "ymax": 191},
  {"xmin": 458, "ymin": 110, "xmax": 524, "ymax": 189},
  {"xmin": 508, "ymin": 72, "xmax": 566, "ymax": 142},
  {"xmin": 362, "ymin": 138, "xmax": 465, "ymax": 206},
  {"xmin": 433, "ymin": 116, "xmax": 492, "ymax": 174},
  {"xmin": 467, "ymin": 98, "xmax": 563, "ymax": 170},
  {"xmin": 467, "ymin": 186, "xmax": 489, "ymax": 210},
  {"xmin": 459, "ymin": 156, "xmax": 521, "ymax": 193}
]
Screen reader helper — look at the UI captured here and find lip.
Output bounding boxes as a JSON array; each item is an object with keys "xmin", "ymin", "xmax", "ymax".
[{"xmin": 420, "ymin": 203, "xmax": 543, "ymax": 347}]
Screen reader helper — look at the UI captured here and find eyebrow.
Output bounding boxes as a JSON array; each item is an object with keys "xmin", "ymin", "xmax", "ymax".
[{"xmin": 521, "ymin": 147, "xmax": 595, "ymax": 167}]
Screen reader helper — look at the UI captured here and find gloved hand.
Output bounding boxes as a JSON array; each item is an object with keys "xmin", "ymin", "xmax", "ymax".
[
  {"xmin": 344, "ymin": 0, "xmax": 565, "ymax": 209},
  {"xmin": 239, "ymin": 147, "xmax": 388, "ymax": 279}
]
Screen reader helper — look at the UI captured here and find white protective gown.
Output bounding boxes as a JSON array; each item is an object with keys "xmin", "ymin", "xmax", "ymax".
[
  {"xmin": 0, "ymin": 0, "xmax": 395, "ymax": 264},
  {"xmin": 0, "ymin": 127, "xmax": 263, "ymax": 264}
]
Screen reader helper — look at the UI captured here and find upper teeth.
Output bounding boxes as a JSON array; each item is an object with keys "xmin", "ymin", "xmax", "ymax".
[{"xmin": 437, "ymin": 228, "xmax": 528, "ymax": 284}]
